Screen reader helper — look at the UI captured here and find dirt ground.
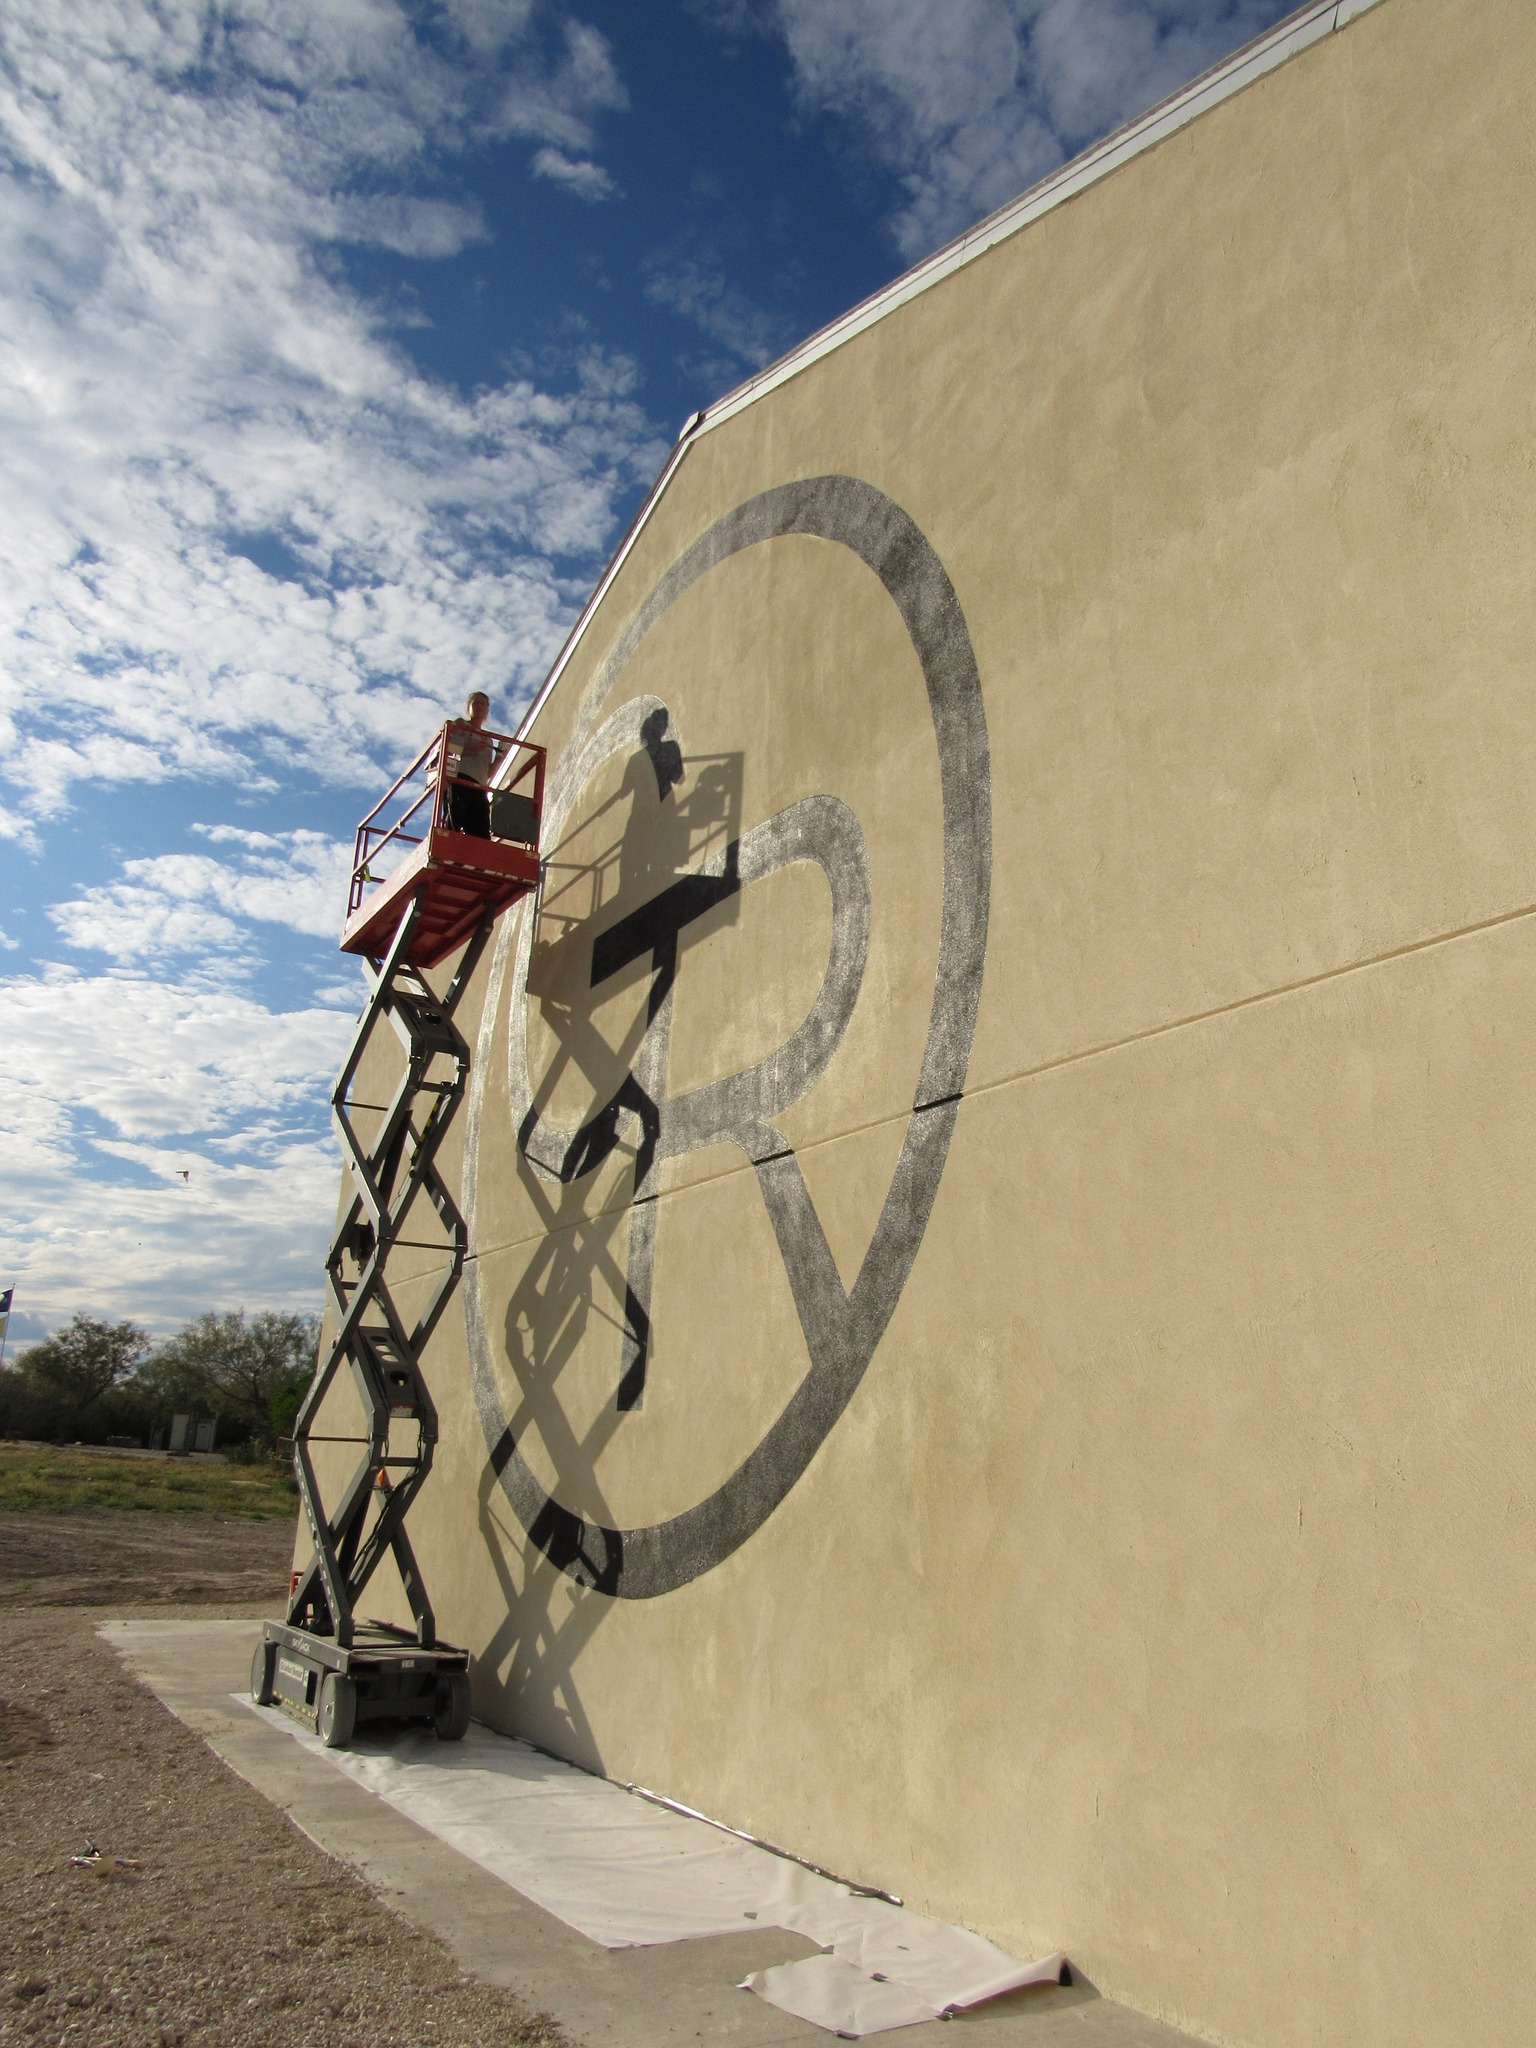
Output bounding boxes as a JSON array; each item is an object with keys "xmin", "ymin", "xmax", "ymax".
[
  {"xmin": 0, "ymin": 1514, "xmax": 570, "ymax": 2047},
  {"xmin": 0, "ymin": 1514, "xmax": 293, "ymax": 1610}
]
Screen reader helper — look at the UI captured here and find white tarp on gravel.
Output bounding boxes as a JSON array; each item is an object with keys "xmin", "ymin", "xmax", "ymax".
[{"xmin": 237, "ymin": 1699, "xmax": 1063, "ymax": 2036}]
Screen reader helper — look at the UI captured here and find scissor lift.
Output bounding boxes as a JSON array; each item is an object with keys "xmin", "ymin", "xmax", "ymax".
[{"xmin": 251, "ymin": 720, "xmax": 544, "ymax": 1747}]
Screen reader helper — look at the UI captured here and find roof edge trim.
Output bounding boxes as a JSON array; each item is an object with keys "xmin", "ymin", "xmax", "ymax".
[
  {"xmin": 692, "ymin": 0, "xmax": 1383, "ymax": 439},
  {"xmin": 516, "ymin": 0, "xmax": 1385, "ymax": 741}
]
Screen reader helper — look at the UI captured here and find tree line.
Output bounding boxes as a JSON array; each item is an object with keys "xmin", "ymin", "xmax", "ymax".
[{"xmin": 0, "ymin": 1309, "xmax": 319, "ymax": 1457}]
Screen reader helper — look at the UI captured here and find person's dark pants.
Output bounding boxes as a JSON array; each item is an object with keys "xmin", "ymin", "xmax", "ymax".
[{"xmin": 445, "ymin": 784, "xmax": 490, "ymax": 837}]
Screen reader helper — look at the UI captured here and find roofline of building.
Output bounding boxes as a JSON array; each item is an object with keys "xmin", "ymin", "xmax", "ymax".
[{"xmin": 515, "ymin": 0, "xmax": 1386, "ymax": 742}]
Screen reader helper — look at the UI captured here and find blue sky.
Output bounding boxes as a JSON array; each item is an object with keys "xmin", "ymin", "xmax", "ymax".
[{"xmin": 0, "ymin": 0, "xmax": 1294, "ymax": 1345}]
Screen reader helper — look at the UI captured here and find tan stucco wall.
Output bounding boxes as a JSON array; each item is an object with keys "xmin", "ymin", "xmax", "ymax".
[{"xmin": 303, "ymin": 1, "xmax": 1536, "ymax": 2041}]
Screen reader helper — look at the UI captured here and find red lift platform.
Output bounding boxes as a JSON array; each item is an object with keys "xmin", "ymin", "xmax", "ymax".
[
  {"xmin": 255, "ymin": 716, "xmax": 545, "ymax": 1748},
  {"xmin": 340, "ymin": 719, "xmax": 546, "ymax": 970}
]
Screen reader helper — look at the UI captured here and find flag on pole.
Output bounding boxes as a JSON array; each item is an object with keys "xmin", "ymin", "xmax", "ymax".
[{"xmin": 0, "ymin": 1288, "xmax": 11, "ymax": 1349}]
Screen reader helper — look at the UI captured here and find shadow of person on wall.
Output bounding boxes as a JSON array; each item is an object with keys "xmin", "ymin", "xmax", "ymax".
[{"xmin": 475, "ymin": 709, "xmax": 742, "ymax": 1770}]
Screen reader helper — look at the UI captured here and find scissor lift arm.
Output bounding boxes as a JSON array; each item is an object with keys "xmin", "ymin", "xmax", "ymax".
[
  {"xmin": 253, "ymin": 723, "xmax": 543, "ymax": 1747},
  {"xmin": 254, "ymin": 894, "xmax": 491, "ymax": 1743}
]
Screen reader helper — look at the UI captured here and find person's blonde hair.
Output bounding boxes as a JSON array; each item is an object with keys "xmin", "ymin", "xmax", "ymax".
[{"xmin": 465, "ymin": 690, "xmax": 489, "ymax": 717}]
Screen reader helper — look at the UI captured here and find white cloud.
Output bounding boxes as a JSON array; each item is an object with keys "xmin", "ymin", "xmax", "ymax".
[
  {"xmin": 330, "ymin": 194, "xmax": 491, "ymax": 258},
  {"xmin": 735, "ymin": 0, "xmax": 1288, "ymax": 258},
  {"xmin": 48, "ymin": 828, "xmax": 355, "ymax": 962},
  {"xmin": 497, "ymin": 20, "xmax": 629, "ymax": 149},
  {"xmin": 49, "ymin": 876, "xmax": 244, "ymax": 965},
  {"xmin": 2, "ymin": 970, "xmax": 346, "ymax": 1146},
  {"xmin": 644, "ymin": 255, "xmax": 797, "ymax": 371},
  {"xmin": 440, "ymin": 0, "xmax": 538, "ymax": 61},
  {"xmin": 310, "ymin": 975, "xmax": 370, "ymax": 1010},
  {"xmin": 531, "ymin": 148, "xmax": 620, "ymax": 201},
  {"xmin": 0, "ymin": 968, "xmax": 356, "ymax": 1330},
  {"xmin": 0, "ymin": 0, "xmax": 659, "ymax": 829}
]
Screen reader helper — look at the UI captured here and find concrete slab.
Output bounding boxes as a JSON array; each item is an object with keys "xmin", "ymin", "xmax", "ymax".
[{"xmin": 100, "ymin": 1617, "xmax": 1205, "ymax": 2048}]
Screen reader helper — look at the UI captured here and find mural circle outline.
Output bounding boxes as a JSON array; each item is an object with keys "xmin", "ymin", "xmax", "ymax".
[{"xmin": 463, "ymin": 473, "xmax": 992, "ymax": 1597}]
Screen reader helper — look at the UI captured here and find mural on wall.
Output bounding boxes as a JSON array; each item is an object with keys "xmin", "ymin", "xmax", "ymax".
[{"xmin": 463, "ymin": 475, "xmax": 992, "ymax": 1598}]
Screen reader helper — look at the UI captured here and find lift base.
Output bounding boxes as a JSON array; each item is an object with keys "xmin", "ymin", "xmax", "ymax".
[{"xmin": 253, "ymin": 1620, "xmax": 471, "ymax": 1748}]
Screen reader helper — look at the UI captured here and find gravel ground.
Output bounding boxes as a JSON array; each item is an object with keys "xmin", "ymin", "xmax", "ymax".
[{"xmin": 0, "ymin": 1516, "xmax": 570, "ymax": 2047}]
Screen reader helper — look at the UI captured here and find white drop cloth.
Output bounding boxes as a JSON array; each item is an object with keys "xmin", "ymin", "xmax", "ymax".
[
  {"xmin": 238, "ymin": 1698, "xmax": 1063, "ymax": 2036},
  {"xmin": 738, "ymin": 1941, "xmax": 1066, "ymax": 2037},
  {"xmin": 749, "ymin": 1956, "xmax": 941, "ymax": 2036}
]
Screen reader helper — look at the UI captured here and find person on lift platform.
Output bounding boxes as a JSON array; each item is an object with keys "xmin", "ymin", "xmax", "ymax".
[{"xmin": 443, "ymin": 689, "xmax": 501, "ymax": 837}]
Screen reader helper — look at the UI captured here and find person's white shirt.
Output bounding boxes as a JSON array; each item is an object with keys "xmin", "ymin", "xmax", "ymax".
[{"xmin": 456, "ymin": 728, "xmax": 495, "ymax": 785}]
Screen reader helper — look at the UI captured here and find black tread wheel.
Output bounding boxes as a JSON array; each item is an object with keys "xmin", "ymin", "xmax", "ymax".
[
  {"xmin": 250, "ymin": 1638, "xmax": 275, "ymax": 1707},
  {"xmin": 433, "ymin": 1671, "xmax": 471, "ymax": 1741},
  {"xmin": 317, "ymin": 1670, "xmax": 357, "ymax": 1748}
]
